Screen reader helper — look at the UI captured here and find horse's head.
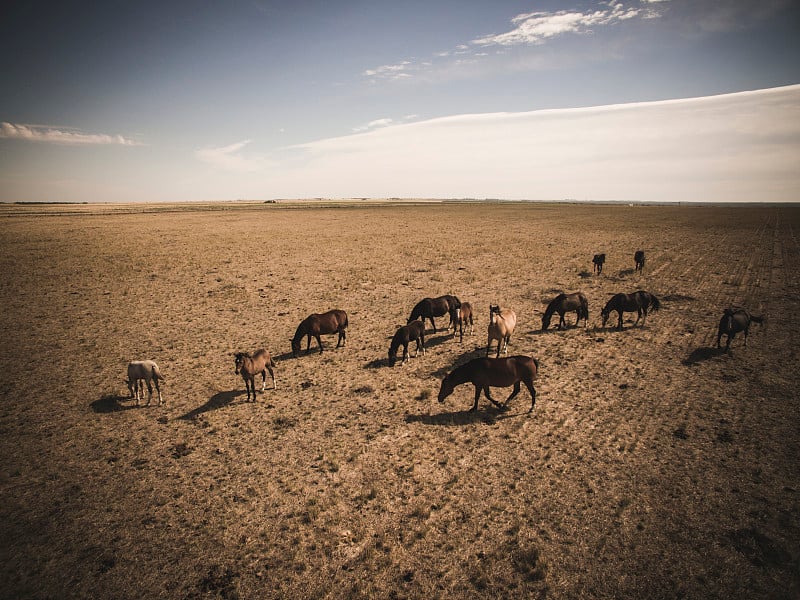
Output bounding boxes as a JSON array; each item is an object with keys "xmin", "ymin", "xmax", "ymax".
[
  {"xmin": 437, "ymin": 375, "xmax": 454, "ymax": 403},
  {"xmin": 600, "ymin": 307, "xmax": 610, "ymax": 328},
  {"xmin": 233, "ymin": 352, "xmax": 246, "ymax": 374},
  {"xmin": 541, "ymin": 313, "xmax": 551, "ymax": 331},
  {"xmin": 290, "ymin": 338, "xmax": 301, "ymax": 358}
]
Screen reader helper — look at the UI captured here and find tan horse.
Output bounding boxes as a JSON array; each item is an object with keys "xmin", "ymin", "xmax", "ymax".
[
  {"xmin": 486, "ymin": 304, "xmax": 516, "ymax": 358},
  {"xmin": 234, "ymin": 349, "xmax": 276, "ymax": 401}
]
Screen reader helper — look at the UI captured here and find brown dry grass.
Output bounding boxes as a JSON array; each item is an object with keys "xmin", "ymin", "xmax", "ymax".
[{"xmin": 0, "ymin": 201, "xmax": 798, "ymax": 599}]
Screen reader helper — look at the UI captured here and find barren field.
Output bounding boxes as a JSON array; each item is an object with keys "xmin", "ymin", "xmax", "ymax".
[{"xmin": 1, "ymin": 201, "xmax": 798, "ymax": 599}]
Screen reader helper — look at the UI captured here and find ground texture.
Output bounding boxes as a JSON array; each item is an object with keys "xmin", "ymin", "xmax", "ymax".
[{"xmin": 1, "ymin": 202, "xmax": 798, "ymax": 599}]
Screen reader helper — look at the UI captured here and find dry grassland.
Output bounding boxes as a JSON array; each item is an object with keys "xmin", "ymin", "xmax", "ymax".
[{"xmin": 0, "ymin": 201, "xmax": 798, "ymax": 599}]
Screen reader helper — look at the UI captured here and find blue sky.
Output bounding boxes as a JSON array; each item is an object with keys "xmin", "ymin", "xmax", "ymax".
[{"xmin": 1, "ymin": 0, "xmax": 799, "ymax": 202}]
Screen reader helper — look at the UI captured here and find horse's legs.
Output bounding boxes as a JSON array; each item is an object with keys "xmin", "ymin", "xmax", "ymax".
[
  {"xmin": 154, "ymin": 377, "xmax": 163, "ymax": 406},
  {"xmin": 260, "ymin": 369, "xmax": 267, "ymax": 392},
  {"xmin": 617, "ymin": 311, "xmax": 624, "ymax": 330},
  {"xmin": 337, "ymin": 327, "xmax": 346, "ymax": 348},
  {"xmin": 471, "ymin": 386, "xmax": 481, "ymax": 412},
  {"xmin": 558, "ymin": 312, "xmax": 566, "ymax": 330},
  {"xmin": 316, "ymin": 334, "xmax": 324, "ymax": 353},
  {"xmin": 430, "ymin": 317, "xmax": 437, "ymax": 333},
  {"xmin": 523, "ymin": 379, "xmax": 537, "ymax": 413},
  {"xmin": 483, "ymin": 386, "xmax": 503, "ymax": 409},
  {"xmin": 145, "ymin": 377, "xmax": 153, "ymax": 406},
  {"xmin": 744, "ymin": 323, "xmax": 750, "ymax": 346},
  {"xmin": 305, "ymin": 335, "xmax": 312, "ymax": 354},
  {"xmin": 266, "ymin": 364, "xmax": 277, "ymax": 389},
  {"xmin": 505, "ymin": 381, "xmax": 521, "ymax": 406},
  {"xmin": 402, "ymin": 342, "xmax": 409, "ymax": 364}
]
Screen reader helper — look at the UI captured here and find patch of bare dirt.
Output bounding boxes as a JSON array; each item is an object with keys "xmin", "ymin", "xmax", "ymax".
[{"xmin": 0, "ymin": 202, "xmax": 798, "ymax": 599}]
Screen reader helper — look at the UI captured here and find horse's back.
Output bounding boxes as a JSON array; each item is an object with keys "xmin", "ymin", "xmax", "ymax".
[
  {"xmin": 309, "ymin": 309, "xmax": 348, "ymax": 332},
  {"xmin": 472, "ymin": 355, "xmax": 537, "ymax": 382}
]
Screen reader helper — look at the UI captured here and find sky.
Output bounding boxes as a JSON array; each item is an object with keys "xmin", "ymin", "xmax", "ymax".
[{"xmin": 1, "ymin": 0, "xmax": 799, "ymax": 203}]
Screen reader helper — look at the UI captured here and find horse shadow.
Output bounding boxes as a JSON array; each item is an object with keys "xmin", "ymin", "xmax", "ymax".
[
  {"xmin": 177, "ymin": 389, "xmax": 245, "ymax": 420},
  {"xmin": 90, "ymin": 394, "xmax": 138, "ymax": 413},
  {"xmin": 617, "ymin": 268, "xmax": 635, "ymax": 277},
  {"xmin": 405, "ymin": 407, "xmax": 524, "ymax": 426},
  {"xmin": 683, "ymin": 346, "xmax": 725, "ymax": 365},
  {"xmin": 429, "ymin": 347, "xmax": 489, "ymax": 378}
]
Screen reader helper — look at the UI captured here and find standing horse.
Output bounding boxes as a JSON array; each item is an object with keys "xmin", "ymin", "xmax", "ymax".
[
  {"xmin": 541, "ymin": 292, "xmax": 589, "ymax": 330},
  {"xmin": 408, "ymin": 295, "xmax": 461, "ymax": 333},
  {"xmin": 126, "ymin": 360, "xmax": 165, "ymax": 406},
  {"xmin": 449, "ymin": 301, "xmax": 474, "ymax": 342},
  {"xmin": 487, "ymin": 304, "xmax": 516, "ymax": 357},
  {"xmin": 634, "ymin": 250, "xmax": 646, "ymax": 273},
  {"xmin": 716, "ymin": 307, "xmax": 764, "ymax": 352},
  {"xmin": 592, "ymin": 254, "xmax": 606, "ymax": 275},
  {"xmin": 438, "ymin": 355, "xmax": 539, "ymax": 413},
  {"xmin": 234, "ymin": 349, "xmax": 276, "ymax": 401},
  {"xmin": 291, "ymin": 309, "xmax": 348, "ymax": 357},
  {"xmin": 601, "ymin": 291, "xmax": 661, "ymax": 330},
  {"xmin": 388, "ymin": 320, "xmax": 426, "ymax": 366}
]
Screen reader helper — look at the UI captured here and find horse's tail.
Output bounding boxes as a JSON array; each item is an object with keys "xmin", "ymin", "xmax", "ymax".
[
  {"xmin": 532, "ymin": 357, "xmax": 539, "ymax": 370},
  {"xmin": 650, "ymin": 295, "xmax": 661, "ymax": 311},
  {"xmin": 750, "ymin": 314, "xmax": 764, "ymax": 325},
  {"xmin": 153, "ymin": 363, "xmax": 165, "ymax": 381},
  {"xmin": 580, "ymin": 294, "xmax": 589, "ymax": 320}
]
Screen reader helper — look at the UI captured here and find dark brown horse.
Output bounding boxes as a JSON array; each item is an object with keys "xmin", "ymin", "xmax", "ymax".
[
  {"xmin": 408, "ymin": 295, "xmax": 461, "ymax": 333},
  {"xmin": 437, "ymin": 355, "xmax": 539, "ymax": 413},
  {"xmin": 634, "ymin": 250, "xmax": 645, "ymax": 273},
  {"xmin": 234, "ymin": 349, "xmax": 276, "ymax": 402},
  {"xmin": 601, "ymin": 291, "xmax": 661, "ymax": 330},
  {"xmin": 542, "ymin": 292, "xmax": 589, "ymax": 330},
  {"xmin": 388, "ymin": 320, "xmax": 425, "ymax": 366},
  {"xmin": 449, "ymin": 301, "xmax": 474, "ymax": 342},
  {"xmin": 291, "ymin": 309, "xmax": 348, "ymax": 357},
  {"xmin": 716, "ymin": 307, "xmax": 763, "ymax": 352},
  {"xmin": 592, "ymin": 253, "xmax": 606, "ymax": 275}
]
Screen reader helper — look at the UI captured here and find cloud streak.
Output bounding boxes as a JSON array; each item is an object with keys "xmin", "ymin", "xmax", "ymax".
[
  {"xmin": 195, "ymin": 140, "xmax": 266, "ymax": 172},
  {"xmin": 0, "ymin": 122, "xmax": 141, "ymax": 146}
]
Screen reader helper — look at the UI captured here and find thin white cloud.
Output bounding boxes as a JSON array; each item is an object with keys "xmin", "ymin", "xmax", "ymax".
[
  {"xmin": 363, "ymin": 61, "xmax": 414, "ymax": 81},
  {"xmin": 265, "ymin": 85, "xmax": 800, "ymax": 203},
  {"xmin": 195, "ymin": 140, "xmax": 264, "ymax": 172},
  {"xmin": 0, "ymin": 122, "xmax": 141, "ymax": 146}
]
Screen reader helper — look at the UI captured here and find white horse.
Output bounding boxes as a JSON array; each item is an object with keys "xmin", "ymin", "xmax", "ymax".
[
  {"xmin": 126, "ymin": 360, "xmax": 165, "ymax": 406},
  {"xmin": 486, "ymin": 305, "xmax": 517, "ymax": 358}
]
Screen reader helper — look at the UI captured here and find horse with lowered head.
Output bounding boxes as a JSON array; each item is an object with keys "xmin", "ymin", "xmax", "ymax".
[
  {"xmin": 542, "ymin": 292, "xmax": 589, "ymax": 330},
  {"xmin": 449, "ymin": 301, "xmax": 474, "ymax": 342},
  {"xmin": 487, "ymin": 304, "xmax": 516, "ymax": 357},
  {"xmin": 717, "ymin": 307, "xmax": 764, "ymax": 352},
  {"xmin": 438, "ymin": 355, "xmax": 539, "ymax": 413},
  {"xmin": 408, "ymin": 295, "xmax": 461, "ymax": 333},
  {"xmin": 601, "ymin": 291, "xmax": 661, "ymax": 330},
  {"xmin": 388, "ymin": 320, "xmax": 425, "ymax": 367},
  {"xmin": 234, "ymin": 349, "xmax": 276, "ymax": 402},
  {"xmin": 291, "ymin": 309, "xmax": 348, "ymax": 357}
]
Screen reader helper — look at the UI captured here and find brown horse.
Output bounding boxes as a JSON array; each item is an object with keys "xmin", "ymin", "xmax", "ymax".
[
  {"xmin": 601, "ymin": 291, "xmax": 661, "ymax": 330},
  {"xmin": 592, "ymin": 253, "xmax": 606, "ymax": 275},
  {"xmin": 716, "ymin": 307, "xmax": 764, "ymax": 352},
  {"xmin": 487, "ymin": 304, "xmax": 516, "ymax": 357},
  {"xmin": 634, "ymin": 250, "xmax": 646, "ymax": 273},
  {"xmin": 234, "ymin": 349, "xmax": 276, "ymax": 401},
  {"xmin": 408, "ymin": 295, "xmax": 461, "ymax": 333},
  {"xmin": 388, "ymin": 320, "xmax": 426, "ymax": 366},
  {"xmin": 291, "ymin": 309, "xmax": 348, "ymax": 357},
  {"xmin": 542, "ymin": 292, "xmax": 589, "ymax": 330},
  {"xmin": 438, "ymin": 355, "xmax": 539, "ymax": 413},
  {"xmin": 449, "ymin": 301, "xmax": 474, "ymax": 342}
]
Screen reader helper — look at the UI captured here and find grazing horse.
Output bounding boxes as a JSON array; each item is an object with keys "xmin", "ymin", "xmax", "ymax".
[
  {"xmin": 449, "ymin": 301, "xmax": 474, "ymax": 342},
  {"xmin": 487, "ymin": 304, "xmax": 516, "ymax": 357},
  {"xmin": 438, "ymin": 355, "xmax": 539, "ymax": 413},
  {"xmin": 126, "ymin": 360, "xmax": 165, "ymax": 406},
  {"xmin": 542, "ymin": 292, "xmax": 589, "ymax": 330},
  {"xmin": 716, "ymin": 307, "xmax": 764, "ymax": 352},
  {"xmin": 408, "ymin": 295, "xmax": 461, "ymax": 333},
  {"xmin": 388, "ymin": 320, "xmax": 426, "ymax": 366},
  {"xmin": 291, "ymin": 309, "xmax": 348, "ymax": 357},
  {"xmin": 592, "ymin": 253, "xmax": 606, "ymax": 275},
  {"xmin": 634, "ymin": 250, "xmax": 646, "ymax": 273},
  {"xmin": 601, "ymin": 291, "xmax": 661, "ymax": 330},
  {"xmin": 234, "ymin": 349, "xmax": 276, "ymax": 401}
]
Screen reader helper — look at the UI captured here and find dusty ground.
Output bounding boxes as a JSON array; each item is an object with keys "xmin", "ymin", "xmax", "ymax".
[{"xmin": 0, "ymin": 201, "xmax": 798, "ymax": 599}]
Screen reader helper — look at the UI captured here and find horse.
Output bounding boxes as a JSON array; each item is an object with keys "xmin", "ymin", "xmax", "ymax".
[
  {"xmin": 592, "ymin": 253, "xmax": 606, "ymax": 275},
  {"xmin": 487, "ymin": 304, "xmax": 516, "ymax": 357},
  {"xmin": 449, "ymin": 301, "xmax": 474, "ymax": 342},
  {"xmin": 388, "ymin": 320, "xmax": 425, "ymax": 366},
  {"xmin": 126, "ymin": 360, "xmax": 165, "ymax": 406},
  {"xmin": 634, "ymin": 250, "xmax": 646, "ymax": 273},
  {"xmin": 438, "ymin": 355, "xmax": 539, "ymax": 413},
  {"xmin": 291, "ymin": 309, "xmax": 348, "ymax": 357},
  {"xmin": 408, "ymin": 295, "xmax": 461, "ymax": 333},
  {"xmin": 601, "ymin": 291, "xmax": 661, "ymax": 330},
  {"xmin": 716, "ymin": 307, "xmax": 764, "ymax": 352},
  {"xmin": 541, "ymin": 292, "xmax": 589, "ymax": 331},
  {"xmin": 234, "ymin": 349, "xmax": 276, "ymax": 401}
]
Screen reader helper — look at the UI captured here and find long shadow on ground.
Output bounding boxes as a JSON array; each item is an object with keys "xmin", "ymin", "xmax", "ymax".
[
  {"xmin": 683, "ymin": 346, "xmax": 726, "ymax": 366},
  {"xmin": 405, "ymin": 407, "xmax": 527, "ymax": 426},
  {"xmin": 177, "ymin": 389, "xmax": 246, "ymax": 420},
  {"xmin": 90, "ymin": 395, "xmax": 138, "ymax": 413}
]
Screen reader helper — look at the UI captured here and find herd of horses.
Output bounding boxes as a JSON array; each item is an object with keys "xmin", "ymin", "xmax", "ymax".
[{"xmin": 125, "ymin": 249, "xmax": 764, "ymax": 412}]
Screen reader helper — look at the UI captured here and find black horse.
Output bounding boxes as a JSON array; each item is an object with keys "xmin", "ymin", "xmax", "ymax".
[
  {"xmin": 592, "ymin": 253, "xmax": 606, "ymax": 275},
  {"xmin": 601, "ymin": 291, "xmax": 660, "ymax": 330},
  {"xmin": 542, "ymin": 292, "xmax": 589, "ymax": 330},
  {"xmin": 388, "ymin": 320, "xmax": 426, "ymax": 366},
  {"xmin": 716, "ymin": 307, "xmax": 763, "ymax": 352},
  {"xmin": 408, "ymin": 295, "xmax": 461, "ymax": 333},
  {"xmin": 634, "ymin": 250, "xmax": 645, "ymax": 274}
]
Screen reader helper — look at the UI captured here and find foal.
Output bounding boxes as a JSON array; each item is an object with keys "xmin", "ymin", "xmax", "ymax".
[
  {"xmin": 450, "ymin": 301, "xmax": 474, "ymax": 342},
  {"xmin": 234, "ymin": 349, "xmax": 276, "ymax": 402}
]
